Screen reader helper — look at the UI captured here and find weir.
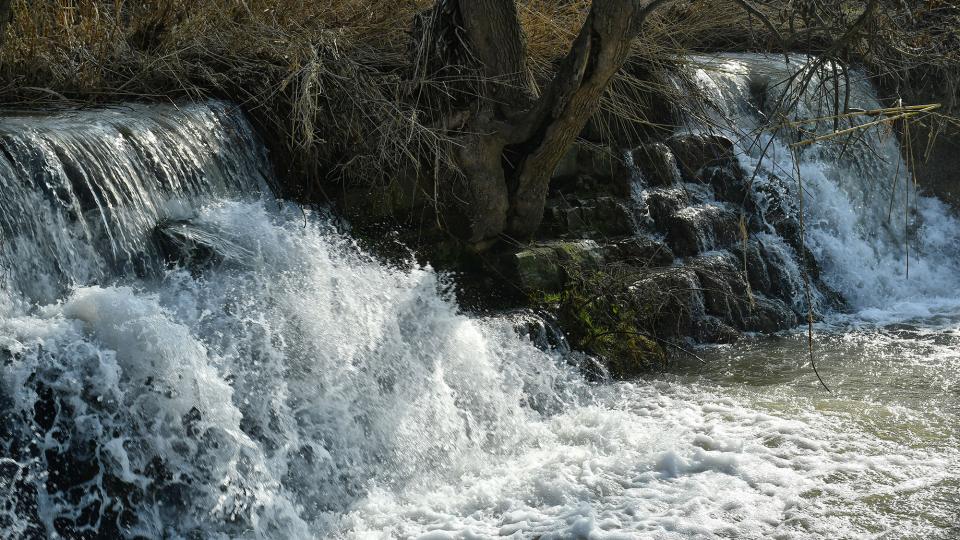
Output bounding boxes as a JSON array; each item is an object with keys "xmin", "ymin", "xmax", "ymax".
[
  {"xmin": 0, "ymin": 101, "xmax": 270, "ymax": 301},
  {"xmin": 0, "ymin": 56, "xmax": 957, "ymax": 539}
]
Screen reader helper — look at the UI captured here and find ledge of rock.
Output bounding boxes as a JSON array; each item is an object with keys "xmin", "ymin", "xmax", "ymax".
[
  {"xmin": 514, "ymin": 240, "xmax": 604, "ymax": 293},
  {"xmin": 666, "ymin": 134, "xmax": 738, "ymax": 179}
]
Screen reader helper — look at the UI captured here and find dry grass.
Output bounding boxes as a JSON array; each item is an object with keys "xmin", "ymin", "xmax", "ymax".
[
  {"xmin": 0, "ymin": 1, "xmax": 954, "ymax": 204},
  {"xmin": 0, "ymin": 1, "xmax": 691, "ymax": 196},
  {"xmin": 1, "ymin": 0, "xmax": 441, "ymax": 196}
]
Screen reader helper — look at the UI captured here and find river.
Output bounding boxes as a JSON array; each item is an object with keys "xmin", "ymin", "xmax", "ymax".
[{"xmin": 0, "ymin": 56, "xmax": 957, "ymax": 539}]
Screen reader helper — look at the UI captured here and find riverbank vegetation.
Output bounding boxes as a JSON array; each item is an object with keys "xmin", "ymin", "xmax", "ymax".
[
  {"xmin": 1, "ymin": 1, "xmax": 957, "ymax": 375},
  {"xmin": 1, "ymin": 2, "xmax": 955, "ymax": 231}
]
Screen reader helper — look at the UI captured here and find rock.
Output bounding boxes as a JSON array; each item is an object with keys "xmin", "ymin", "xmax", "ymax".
[
  {"xmin": 543, "ymin": 197, "xmax": 634, "ymax": 238},
  {"xmin": 549, "ymin": 173, "xmax": 603, "ymax": 199},
  {"xmin": 514, "ymin": 240, "xmax": 604, "ymax": 293},
  {"xmin": 550, "ymin": 144, "xmax": 631, "ymax": 199},
  {"xmin": 699, "ymin": 164, "xmax": 749, "ymax": 206},
  {"xmin": 758, "ymin": 216, "xmax": 823, "ymax": 283},
  {"xmin": 690, "ymin": 252, "xmax": 799, "ymax": 333},
  {"xmin": 665, "ymin": 134, "xmax": 737, "ymax": 180},
  {"xmin": 743, "ymin": 296, "xmax": 798, "ymax": 333},
  {"xmin": 754, "ymin": 237, "xmax": 803, "ymax": 304},
  {"xmin": 602, "ymin": 333, "xmax": 665, "ymax": 380},
  {"xmin": 630, "ymin": 142, "xmax": 679, "ymax": 187},
  {"xmin": 601, "ymin": 236, "xmax": 674, "ymax": 267},
  {"xmin": 664, "ymin": 203, "xmax": 741, "ymax": 257},
  {"xmin": 629, "ymin": 267, "xmax": 705, "ymax": 338},
  {"xmin": 690, "ymin": 253, "xmax": 753, "ymax": 327},
  {"xmin": 155, "ymin": 220, "xmax": 252, "ymax": 271},
  {"xmin": 575, "ymin": 143, "xmax": 616, "ymax": 176},
  {"xmin": 729, "ymin": 239, "xmax": 773, "ymax": 296},
  {"xmin": 693, "ymin": 315, "xmax": 741, "ymax": 344},
  {"xmin": 507, "ymin": 309, "xmax": 570, "ymax": 354},
  {"xmin": 553, "ymin": 144, "xmax": 580, "ymax": 180},
  {"xmin": 575, "ymin": 143, "xmax": 632, "ymax": 198},
  {"xmin": 545, "ymin": 265, "xmax": 669, "ymax": 378},
  {"xmin": 642, "ymin": 187, "xmax": 689, "ymax": 225}
]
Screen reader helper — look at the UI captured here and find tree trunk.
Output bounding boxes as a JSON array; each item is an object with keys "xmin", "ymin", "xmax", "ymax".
[
  {"xmin": 0, "ymin": 0, "xmax": 12, "ymax": 46},
  {"xmin": 451, "ymin": 0, "xmax": 672, "ymax": 247},
  {"xmin": 506, "ymin": 1, "xmax": 658, "ymax": 238},
  {"xmin": 458, "ymin": 0, "xmax": 537, "ymax": 107}
]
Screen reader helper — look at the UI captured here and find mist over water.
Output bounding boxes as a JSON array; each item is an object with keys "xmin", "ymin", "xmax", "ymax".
[{"xmin": 0, "ymin": 59, "xmax": 958, "ymax": 539}]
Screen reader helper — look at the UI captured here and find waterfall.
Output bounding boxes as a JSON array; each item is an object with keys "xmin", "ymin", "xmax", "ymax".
[
  {"xmin": 677, "ymin": 54, "xmax": 960, "ymax": 322},
  {"xmin": 0, "ymin": 101, "xmax": 584, "ymax": 538},
  {"xmin": 0, "ymin": 77, "xmax": 957, "ymax": 538},
  {"xmin": 0, "ymin": 101, "xmax": 270, "ymax": 302}
]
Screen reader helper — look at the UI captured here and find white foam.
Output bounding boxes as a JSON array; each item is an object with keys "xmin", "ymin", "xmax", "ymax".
[
  {"xmin": 4, "ymin": 200, "xmax": 955, "ymax": 538},
  {"xmin": 683, "ymin": 54, "xmax": 960, "ymax": 325}
]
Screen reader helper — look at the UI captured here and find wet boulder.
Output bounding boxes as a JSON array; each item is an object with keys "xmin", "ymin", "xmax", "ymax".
[
  {"xmin": 601, "ymin": 236, "xmax": 675, "ymax": 268},
  {"xmin": 514, "ymin": 240, "xmax": 604, "ymax": 293},
  {"xmin": 629, "ymin": 267, "xmax": 705, "ymax": 338},
  {"xmin": 743, "ymin": 296, "xmax": 798, "ymax": 333},
  {"xmin": 665, "ymin": 134, "xmax": 737, "ymax": 180},
  {"xmin": 642, "ymin": 187, "xmax": 690, "ymax": 225},
  {"xmin": 629, "ymin": 142, "xmax": 679, "ymax": 187},
  {"xmin": 507, "ymin": 309, "xmax": 571, "ymax": 354},
  {"xmin": 693, "ymin": 315, "xmax": 741, "ymax": 344},
  {"xmin": 729, "ymin": 239, "xmax": 773, "ymax": 296},
  {"xmin": 689, "ymin": 252, "xmax": 799, "ymax": 333},
  {"xmin": 689, "ymin": 253, "xmax": 754, "ymax": 328},
  {"xmin": 664, "ymin": 203, "xmax": 741, "ymax": 257},
  {"xmin": 154, "ymin": 219, "xmax": 252, "ymax": 271},
  {"xmin": 700, "ymin": 164, "xmax": 750, "ymax": 207}
]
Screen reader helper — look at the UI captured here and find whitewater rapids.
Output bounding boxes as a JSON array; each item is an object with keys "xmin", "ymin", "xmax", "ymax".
[
  {"xmin": 0, "ymin": 58, "xmax": 958, "ymax": 538},
  {"xmin": 1, "ymin": 199, "xmax": 955, "ymax": 538}
]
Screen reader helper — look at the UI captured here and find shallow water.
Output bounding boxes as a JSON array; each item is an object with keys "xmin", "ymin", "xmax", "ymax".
[{"xmin": 336, "ymin": 322, "xmax": 960, "ymax": 539}]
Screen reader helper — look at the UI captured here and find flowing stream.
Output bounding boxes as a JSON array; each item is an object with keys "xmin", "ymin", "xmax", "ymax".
[{"xmin": 0, "ymin": 57, "xmax": 958, "ymax": 539}]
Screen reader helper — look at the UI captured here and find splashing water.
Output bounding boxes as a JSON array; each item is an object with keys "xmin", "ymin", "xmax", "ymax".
[
  {"xmin": 680, "ymin": 54, "xmax": 960, "ymax": 323},
  {"xmin": 0, "ymin": 85, "xmax": 957, "ymax": 538},
  {"xmin": 0, "ymin": 101, "xmax": 269, "ymax": 302}
]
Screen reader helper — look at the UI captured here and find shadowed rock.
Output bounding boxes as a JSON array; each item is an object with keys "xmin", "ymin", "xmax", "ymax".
[
  {"xmin": 665, "ymin": 134, "xmax": 737, "ymax": 179},
  {"xmin": 542, "ymin": 196, "xmax": 634, "ymax": 238},
  {"xmin": 630, "ymin": 142, "xmax": 679, "ymax": 187}
]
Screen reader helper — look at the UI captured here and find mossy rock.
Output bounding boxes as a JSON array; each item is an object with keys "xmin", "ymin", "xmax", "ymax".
[
  {"xmin": 514, "ymin": 240, "xmax": 603, "ymax": 293},
  {"xmin": 592, "ymin": 327, "xmax": 665, "ymax": 379},
  {"xmin": 542, "ymin": 268, "xmax": 667, "ymax": 378}
]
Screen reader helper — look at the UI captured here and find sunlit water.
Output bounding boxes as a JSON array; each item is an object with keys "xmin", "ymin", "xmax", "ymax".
[
  {"xmin": 4, "ymin": 199, "xmax": 955, "ymax": 539},
  {"xmin": 1, "ymin": 62, "xmax": 958, "ymax": 539}
]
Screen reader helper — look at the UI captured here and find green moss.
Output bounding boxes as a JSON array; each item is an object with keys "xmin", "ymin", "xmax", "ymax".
[{"xmin": 537, "ymin": 268, "xmax": 666, "ymax": 378}]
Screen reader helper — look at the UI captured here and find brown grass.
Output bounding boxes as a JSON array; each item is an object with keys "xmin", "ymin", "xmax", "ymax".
[
  {"xmin": 0, "ymin": 2, "xmax": 687, "ymax": 195},
  {"xmin": 0, "ymin": 1, "xmax": 954, "ymax": 203}
]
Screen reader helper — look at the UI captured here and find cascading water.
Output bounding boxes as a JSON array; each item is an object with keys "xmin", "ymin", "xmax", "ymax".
[
  {"xmin": 676, "ymin": 54, "xmax": 960, "ymax": 322},
  {"xmin": 0, "ymin": 102, "xmax": 270, "ymax": 302},
  {"xmin": 0, "ymin": 70, "xmax": 957, "ymax": 540}
]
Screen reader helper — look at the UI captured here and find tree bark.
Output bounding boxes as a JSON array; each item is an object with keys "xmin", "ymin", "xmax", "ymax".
[
  {"xmin": 0, "ymin": 0, "xmax": 12, "ymax": 46},
  {"xmin": 451, "ymin": 0, "xmax": 673, "ymax": 246},
  {"xmin": 458, "ymin": 0, "xmax": 537, "ymax": 106},
  {"xmin": 506, "ymin": 1, "xmax": 660, "ymax": 238}
]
